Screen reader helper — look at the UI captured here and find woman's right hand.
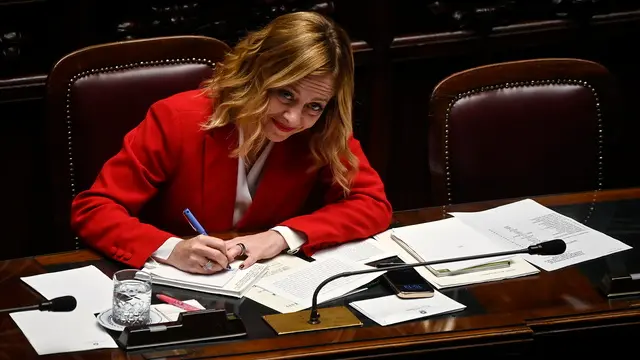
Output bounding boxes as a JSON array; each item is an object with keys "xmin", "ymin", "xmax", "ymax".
[{"xmin": 164, "ymin": 235, "xmax": 229, "ymax": 274}]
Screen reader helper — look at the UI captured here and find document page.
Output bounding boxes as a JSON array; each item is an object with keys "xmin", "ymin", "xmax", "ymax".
[
  {"xmin": 374, "ymin": 229, "xmax": 540, "ymax": 289},
  {"xmin": 311, "ymin": 238, "xmax": 397, "ymax": 264},
  {"xmin": 349, "ymin": 291, "xmax": 466, "ymax": 326},
  {"xmin": 391, "ymin": 218, "xmax": 516, "ymax": 272},
  {"xmin": 15, "ymin": 266, "xmax": 118, "ymax": 355},
  {"xmin": 245, "ymin": 255, "xmax": 310, "ymax": 313},
  {"xmin": 10, "ymin": 311, "xmax": 118, "ymax": 355},
  {"xmin": 450, "ymin": 199, "xmax": 632, "ymax": 271},
  {"xmin": 21, "ymin": 265, "xmax": 113, "ymax": 313},
  {"xmin": 258, "ymin": 257, "xmax": 383, "ymax": 308}
]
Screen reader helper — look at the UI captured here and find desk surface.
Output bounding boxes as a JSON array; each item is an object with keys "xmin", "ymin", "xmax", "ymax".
[{"xmin": 2, "ymin": 188, "xmax": 640, "ymax": 359}]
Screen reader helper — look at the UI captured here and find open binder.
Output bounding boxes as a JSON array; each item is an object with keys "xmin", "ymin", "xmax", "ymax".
[{"xmin": 389, "ymin": 218, "xmax": 514, "ymax": 277}]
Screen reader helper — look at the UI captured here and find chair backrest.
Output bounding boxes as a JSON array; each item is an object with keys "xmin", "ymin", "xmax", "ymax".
[
  {"xmin": 46, "ymin": 35, "xmax": 231, "ymax": 252},
  {"xmin": 428, "ymin": 58, "xmax": 619, "ymax": 205}
]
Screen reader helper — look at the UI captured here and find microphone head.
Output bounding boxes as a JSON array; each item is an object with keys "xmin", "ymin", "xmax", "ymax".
[
  {"xmin": 43, "ymin": 296, "xmax": 77, "ymax": 312},
  {"xmin": 529, "ymin": 239, "xmax": 566, "ymax": 255}
]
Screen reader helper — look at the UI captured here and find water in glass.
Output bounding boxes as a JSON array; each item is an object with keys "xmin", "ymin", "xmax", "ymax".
[{"xmin": 112, "ymin": 271, "xmax": 152, "ymax": 326}]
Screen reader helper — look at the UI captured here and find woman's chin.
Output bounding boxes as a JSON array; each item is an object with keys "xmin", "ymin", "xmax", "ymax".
[{"xmin": 264, "ymin": 130, "xmax": 290, "ymax": 142}]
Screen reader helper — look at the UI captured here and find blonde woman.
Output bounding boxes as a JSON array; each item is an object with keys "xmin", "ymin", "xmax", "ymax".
[{"xmin": 70, "ymin": 11, "xmax": 392, "ymax": 274}]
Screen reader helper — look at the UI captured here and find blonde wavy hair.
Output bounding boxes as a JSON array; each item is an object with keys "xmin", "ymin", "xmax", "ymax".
[{"xmin": 201, "ymin": 11, "xmax": 357, "ymax": 194}]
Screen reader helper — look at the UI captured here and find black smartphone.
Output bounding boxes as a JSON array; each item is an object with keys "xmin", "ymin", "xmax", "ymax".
[{"xmin": 377, "ymin": 262, "xmax": 435, "ymax": 299}]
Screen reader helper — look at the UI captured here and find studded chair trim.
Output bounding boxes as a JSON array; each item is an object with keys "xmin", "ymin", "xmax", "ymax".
[
  {"xmin": 65, "ymin": 58, "xmax": 215, "ymax": 249},
  {"xmin": 441, "ymin": 79, "xmax": 603, "ymax": 223}
]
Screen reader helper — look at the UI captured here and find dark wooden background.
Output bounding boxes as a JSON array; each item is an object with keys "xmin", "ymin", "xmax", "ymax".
[{"xmin": 2, "ymin": 0, "xmax": 640, "ymax": 260}]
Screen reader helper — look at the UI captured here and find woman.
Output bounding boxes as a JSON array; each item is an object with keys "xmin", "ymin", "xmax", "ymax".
[{"xmin": 70, "ymin": 11, "xmax": 392, "ymax": 275}]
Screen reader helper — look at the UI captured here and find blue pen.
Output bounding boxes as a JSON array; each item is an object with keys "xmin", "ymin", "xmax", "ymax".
[{"xmin": 182, "ymin": 208, "xmax": 231, "ymax": 270}]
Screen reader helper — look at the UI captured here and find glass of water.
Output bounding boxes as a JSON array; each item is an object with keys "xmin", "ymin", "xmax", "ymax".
[{"xmin": 112, "ymin": 269, "xmax": 152, "ymax": 327}]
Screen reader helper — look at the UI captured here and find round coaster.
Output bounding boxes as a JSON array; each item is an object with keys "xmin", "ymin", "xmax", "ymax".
[{"xmin": 97, "ymin": 308, "xmax": 164, "ymax": 331}]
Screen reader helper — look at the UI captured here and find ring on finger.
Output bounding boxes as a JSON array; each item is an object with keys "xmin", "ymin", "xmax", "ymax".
[
  {"xmin": 237, "ymin": 243, "xmax": 246, "ymax": 256},
  {"xmin": 203, "ymin": 260, "xmax": 214, "ymax": 270}
]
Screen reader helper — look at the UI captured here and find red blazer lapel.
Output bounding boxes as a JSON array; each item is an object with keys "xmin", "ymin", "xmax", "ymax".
[
  {"xmin": 202, "ymin": 125, "xmax": 238, "ymax": 231},
  {"xmin": 236, "ymin": 136, "xmax": 315, "ymax": 230}
]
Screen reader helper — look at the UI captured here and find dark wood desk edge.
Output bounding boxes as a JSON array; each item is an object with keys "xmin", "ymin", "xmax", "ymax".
[{"xmin": 188, "ymin": 325, "xmax": 533, "ymax": 360}]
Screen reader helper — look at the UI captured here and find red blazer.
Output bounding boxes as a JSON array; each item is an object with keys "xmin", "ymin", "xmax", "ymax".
[{"xmin": 70, "ymin": 90, "xmax": 393, "ymax": 268}]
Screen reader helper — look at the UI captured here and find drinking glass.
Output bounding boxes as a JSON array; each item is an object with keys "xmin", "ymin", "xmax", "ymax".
[{"xmin": 112, "ymin": 269, "xmax": 152, "ymax": 326}]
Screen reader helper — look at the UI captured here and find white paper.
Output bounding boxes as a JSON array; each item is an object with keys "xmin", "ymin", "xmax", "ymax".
[
  {"xmin": 391, "ymin": 218, "xmax": 515, "ymax": 272},
  {"xmin": 10, "ymin": 310, "xmax": 117, "ymax": 355},
  {"xmin": 145, "ymin": 260, "xmax": 240, "ymax": 288},
  {"xmin": 143, "ymin": 260, "xmax": 268, "ymax": 297},
  {"xmin": 258, "ymin": 257, "xmax": 383, "ymax": 308},
  {"xmin": 374, "ymin": 229, "xmax": 540, "ymax": 289},
  {"xmin": 450, "ymin": 199, "xmax": 632, "ymax": 271},
  {"xmin": 349, "ymin": 291, "xmax": 466, "ymax": 326},
  {"xmin": 152, "ymin": 299, "xmax": 205, "ymax": 321},
  {"xmin": 21, "ymin": 265, "xmax": 113, "ymax": 313},
  {"xmin": 245, "ymin": 255, "xmax": 310, "ymax": 313},
  {"xmin": 312, "ymin": 238, "xmax": 396, "ymax": 264}
]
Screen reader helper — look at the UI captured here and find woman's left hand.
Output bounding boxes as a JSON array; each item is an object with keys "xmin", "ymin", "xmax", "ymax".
[{"xmin": 225, "ymin": 230, "xmax": 289, "ymax": 269}]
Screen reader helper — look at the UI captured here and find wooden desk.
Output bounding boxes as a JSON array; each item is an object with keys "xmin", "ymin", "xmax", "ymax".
[{"xmin": 2, "ymin": 188, "xmax": 640, "ymax": 359}]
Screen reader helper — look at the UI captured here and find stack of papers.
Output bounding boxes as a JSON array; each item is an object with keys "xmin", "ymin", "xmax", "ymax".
[
  {"xmin": 390, "ymin": 218, "xmax": 516, "ymax": 276},
  {"xmin": 374, "ymin": 198, "xmax": 632, "ymax": 289},
  {"xmin": 375, "ymin": 229, "xmax": 540, "ymax": 289},
  {"xmin": 143, "ymin": 260, "xmax": 268, "ymax": 298},
  {"xmin": 349, "ymin": 290, "xmax": 466, "ymax": 326}
]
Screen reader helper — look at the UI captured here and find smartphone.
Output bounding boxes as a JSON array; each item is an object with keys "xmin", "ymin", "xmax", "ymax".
[{"xmin": 378, "ymin": 263, "xmax": 435, "ymax": 299}]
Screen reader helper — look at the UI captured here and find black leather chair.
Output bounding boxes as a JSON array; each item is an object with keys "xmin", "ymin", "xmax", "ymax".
[{"xmin": 428, "ymin": 58, "xmax": 620, "ymax": 205}]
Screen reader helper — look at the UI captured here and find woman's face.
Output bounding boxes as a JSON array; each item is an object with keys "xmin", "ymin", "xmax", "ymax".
[{"xmin": 264, "ymin": 74, "xmax": 334, "ymax": 142}]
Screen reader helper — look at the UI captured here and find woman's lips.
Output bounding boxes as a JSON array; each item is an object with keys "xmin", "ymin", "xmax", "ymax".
[{"xmin": 272, "ymin": 118, "xmax": 296, "ymax": 132}]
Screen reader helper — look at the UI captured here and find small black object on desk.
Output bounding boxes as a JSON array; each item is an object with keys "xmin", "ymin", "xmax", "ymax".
[
  {"xmin": 117, "ymin": 309, "xmax": 246, "ymax": 350},
  {"xmin": 600, "ymin": 249, "xmax": 640, "ymax": 298},
  {"xmin": 0, "ymin": 295, "xmax": 77, "ymax": 314},
  {"xmin": 601, "ymin": 272, "xmax": 640, "ymax": 298}
]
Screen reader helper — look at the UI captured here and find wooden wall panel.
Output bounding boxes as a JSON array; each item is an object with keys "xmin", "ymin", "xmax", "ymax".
[{"xmin": 1, "ymin": 0, "xmax": 640, "ymax": 258}]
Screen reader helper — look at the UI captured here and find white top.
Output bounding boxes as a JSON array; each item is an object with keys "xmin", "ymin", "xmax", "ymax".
[{"xmin": 151, "ymin": 128, "xmax": 306, "ymax": 260}]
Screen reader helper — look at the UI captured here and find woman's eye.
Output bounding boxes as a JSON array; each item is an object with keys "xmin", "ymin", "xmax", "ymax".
[
  {"xmin": 279, "ymin": 90, "xmax": 293, "ymax": 101},
  {"xmin": 309, "ymin": 103, "xmax": 324, "ymax": 112}
]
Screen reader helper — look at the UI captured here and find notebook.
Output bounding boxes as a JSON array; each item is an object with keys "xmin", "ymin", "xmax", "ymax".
[{"xmin": 141, "ymin": 260, "xmax": 268, "ymax": 298}]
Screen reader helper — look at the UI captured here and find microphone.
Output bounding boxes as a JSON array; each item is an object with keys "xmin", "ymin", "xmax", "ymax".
[
  {"xmin": 0, "ymin": 296, "xmax": 77, "ymax": 314},
  {"xmin": 307, "ymin": 239, "xmax": 566, "ymax": 324}
]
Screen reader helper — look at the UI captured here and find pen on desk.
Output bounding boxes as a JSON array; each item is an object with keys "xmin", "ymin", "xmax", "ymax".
[
  {"xmin": 182, "ymin": 208, "xmax": 231, "ymax": 270},
  {"xmin": 156, "ymin": 294, "xmax": 201, "ymax": 312}
]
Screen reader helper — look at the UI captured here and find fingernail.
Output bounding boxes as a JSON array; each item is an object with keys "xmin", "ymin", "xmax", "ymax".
[{"xmin": 239, "ymin": 264, "xmax": 244, "ymax": 269}]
